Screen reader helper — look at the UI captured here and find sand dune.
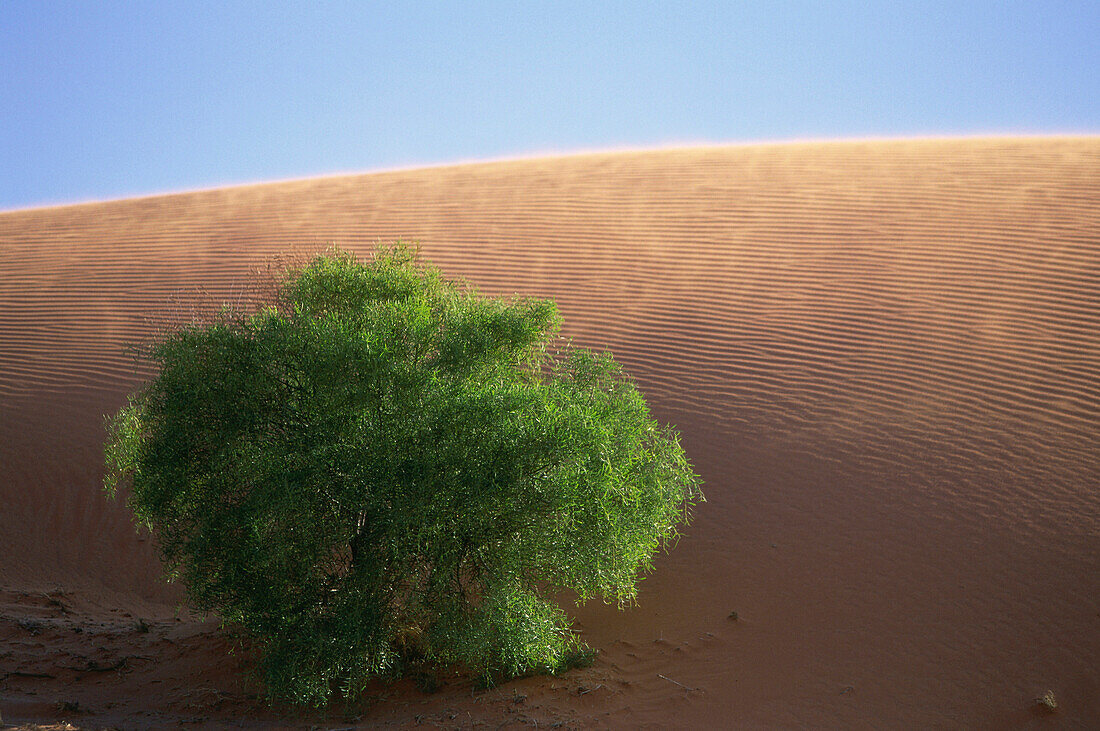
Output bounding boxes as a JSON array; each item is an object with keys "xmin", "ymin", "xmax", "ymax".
[{"xmin": 1, "ymin": 137, "xmax": 1097, "ymax": 727}]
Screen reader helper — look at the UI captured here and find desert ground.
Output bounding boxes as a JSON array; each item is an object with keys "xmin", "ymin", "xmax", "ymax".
[{"xmin": 1, "ymin": 137, "xmax": 1097, "ymax": 728}]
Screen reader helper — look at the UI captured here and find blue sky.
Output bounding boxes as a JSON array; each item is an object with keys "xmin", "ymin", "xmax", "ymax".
[{"xmin": 2, "ymin": 1, "xmax": 1097, "ymax": 211}]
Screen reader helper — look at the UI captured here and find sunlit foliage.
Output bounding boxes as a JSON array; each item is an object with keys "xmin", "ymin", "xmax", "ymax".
[{"xmin": 105, "ymin": 243, "xmax": 702, "ymax": 705}]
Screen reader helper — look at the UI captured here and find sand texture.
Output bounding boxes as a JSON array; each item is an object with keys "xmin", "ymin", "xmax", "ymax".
[{"xmin": 1, "ymin": 137, "xmax": 1098, "ymax": 728}]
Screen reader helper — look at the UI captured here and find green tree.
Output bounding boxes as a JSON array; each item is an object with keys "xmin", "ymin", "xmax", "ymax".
[{"xmin": 105, "ymin": 243, "xmax": 702, "ymax": 706}]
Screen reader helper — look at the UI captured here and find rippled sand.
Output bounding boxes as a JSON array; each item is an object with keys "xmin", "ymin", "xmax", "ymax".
[{"xmin": 1, "ymin": 137, "xmax": 1097, "ymax": 727}]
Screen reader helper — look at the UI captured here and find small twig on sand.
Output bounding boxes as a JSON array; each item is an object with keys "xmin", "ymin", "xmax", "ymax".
[
  {"xmin": 64, "ymin": 655, "xmax": 150, "ymax": 673},
  {"xmin": 42, "ymin": 590, "xmax": 69, "ymax": 613},
  {"xmin": 658, "ymin": 674, "xmax": 694, "ymax": 691},
  {"xmin": 578, "ymin": 684, "xmax": 603, "ymax": 695},
  {"xmin": 1, "ymin": 671, "xmax": 56, "ymax": 681}
]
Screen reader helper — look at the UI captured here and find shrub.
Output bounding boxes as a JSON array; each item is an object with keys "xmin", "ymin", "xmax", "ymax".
[{"xmin": 105, "ymin": 243, "xmax": 702, "ymax": 706}]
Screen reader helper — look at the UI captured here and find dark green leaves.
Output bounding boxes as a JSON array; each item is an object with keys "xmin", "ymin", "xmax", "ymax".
[{"xmin": 105, "ymin": 243, "xmax": 702, "ymax": 706}]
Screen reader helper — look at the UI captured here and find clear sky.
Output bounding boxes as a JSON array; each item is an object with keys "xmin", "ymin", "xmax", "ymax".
[{"xmin": 2, "ymin": 1, "xmax": 1098, "ymax": 211}]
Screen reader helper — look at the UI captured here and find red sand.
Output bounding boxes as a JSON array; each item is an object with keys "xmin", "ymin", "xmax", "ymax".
[{"xmin": 1, "ymin": 137, "xmax": 1097, "ymax": 728}]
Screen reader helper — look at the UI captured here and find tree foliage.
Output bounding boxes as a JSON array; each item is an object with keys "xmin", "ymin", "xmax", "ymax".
[{"xmin": 105, "ymin": 243, "xmax": 702, "ymax": 705}]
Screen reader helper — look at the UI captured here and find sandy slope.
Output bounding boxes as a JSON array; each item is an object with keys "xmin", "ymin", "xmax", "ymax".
[{"xmin": 1, "ymin": 137, "xmax": 1097, "ymax": 728}]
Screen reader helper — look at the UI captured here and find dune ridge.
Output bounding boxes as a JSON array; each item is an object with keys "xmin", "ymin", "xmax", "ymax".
[{"xmin": 1, "ymin": 137, "xmax": 1097, "ymax": 727}]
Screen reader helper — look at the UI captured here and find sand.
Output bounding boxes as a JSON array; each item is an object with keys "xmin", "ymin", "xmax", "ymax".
[{"xmin": 1, "ymin": 137, "xmax": 1097, "ymax": 728}]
